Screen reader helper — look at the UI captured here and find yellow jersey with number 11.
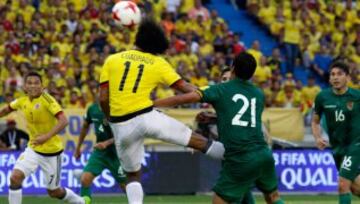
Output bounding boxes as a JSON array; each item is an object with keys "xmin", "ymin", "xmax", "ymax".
[{"xmin": 100, "ymin": 50, "xmax": 180, "ymax": 117}]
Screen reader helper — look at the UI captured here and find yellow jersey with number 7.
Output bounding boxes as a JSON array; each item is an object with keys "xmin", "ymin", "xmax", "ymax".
[
  {"xmin": 9, "ymin": 93, "xmax": 64, "ymax": 154},
  {"xmin": 100, "ymin": 50, "xmax": 180, "ymax": 117}
]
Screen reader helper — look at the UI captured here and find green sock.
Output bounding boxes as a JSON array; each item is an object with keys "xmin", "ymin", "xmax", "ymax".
[
  {"xmin": 273, "ymin": 199, "xmax": 285, "ymax": 204},
  {"xmin": 80, "ymin": 186, "xmax": 91, "ymax": 198},
  {"xmin": 240, "ymin": 191, "xmax": 255, "ymax": 204},
  {"xmin": 339, "ymin": 193, "xmax": 351, "ymax": 204}
]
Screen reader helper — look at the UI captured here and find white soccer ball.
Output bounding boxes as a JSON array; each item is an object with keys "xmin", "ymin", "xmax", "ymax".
[{"xmin": 112, "ymin": 1, "xmax": 141, "ymax": 27}]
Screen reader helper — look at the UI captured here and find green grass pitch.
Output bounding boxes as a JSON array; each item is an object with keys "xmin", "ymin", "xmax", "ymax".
[{"xmin": 0, "ymin": 194, "xmax": 356, "ymax": 203}]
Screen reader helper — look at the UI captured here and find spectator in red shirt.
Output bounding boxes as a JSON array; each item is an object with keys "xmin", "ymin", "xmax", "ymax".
[
  {"xmin": 232, "ymin": 33, "xmax": 246, "ymax": 55},
  {"xmin": 5, "ymin": 31, "xmax": 20, "ymax": 55},
  {"xmin": 161, "ymin": 12, "xmax": 176, "ymax": 37}
]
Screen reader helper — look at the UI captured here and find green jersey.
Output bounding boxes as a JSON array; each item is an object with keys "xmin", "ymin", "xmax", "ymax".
[
  {"xmin": 348, "ymin": 100, "xmax": 360, "ymax": 148},
  {"xmin": 314, "ymin": 88, "xmax": 360, "ymax": 154},
  {"xmin": 338, "ymin": 100, "xmax": 360, "ymax": 181},
  {"xmin": 84, "ymin": 103, "xmax": 115, "ymax": 153},
  {"xmin": 201, "ymin": 79, "xmax": 267, "ymax": 156}
]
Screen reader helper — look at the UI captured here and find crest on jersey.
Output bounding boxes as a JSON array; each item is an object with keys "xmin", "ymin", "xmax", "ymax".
[
  {"xmin": 34, "ymin": 103, "xmax": 40, "ymax": 109},
  {"xmin": 347, "ymin": 101, "xmax": 353, "ymax": 111}
]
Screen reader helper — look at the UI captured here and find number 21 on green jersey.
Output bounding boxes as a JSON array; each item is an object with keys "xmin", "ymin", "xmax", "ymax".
[{"xmin": 231, "ymin": 93, "xmax": 256, "ymax": 127}]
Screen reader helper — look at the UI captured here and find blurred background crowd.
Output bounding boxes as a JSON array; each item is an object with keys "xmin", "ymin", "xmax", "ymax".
[{"xmin": 0, "ymin": 0, "xmax": 358, "ymax": 117}]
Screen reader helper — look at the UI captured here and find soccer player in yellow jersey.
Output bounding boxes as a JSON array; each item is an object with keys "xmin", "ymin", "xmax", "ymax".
[
  {"xmin": 0, "ymin": 72, "xmax": 85, "ymax": 204},
  {"xmin": 99, "ymin": 19, "xmax": 224, "ymax": 204}
]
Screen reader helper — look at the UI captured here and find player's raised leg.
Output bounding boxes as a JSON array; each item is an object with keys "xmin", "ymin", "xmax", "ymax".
[
  {"xmin": 187, "ymin": 131, "xmax": 224, "ymax": 160},
  {"xmin": 143, "ymin": 110, "xmax": 224, "ymax": 160}
]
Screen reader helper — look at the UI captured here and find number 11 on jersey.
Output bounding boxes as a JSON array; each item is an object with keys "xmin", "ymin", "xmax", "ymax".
[{"xmin": 119, "ymin": 61, "xmax": 145, "ymax": 93}]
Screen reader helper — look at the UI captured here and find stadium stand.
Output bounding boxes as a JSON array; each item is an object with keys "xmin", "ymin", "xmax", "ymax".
[
  {"xmin": 0, "ymin": 0, "xmax": 238, "ymax": 108},
  {"xmin": 1, "ymin": 1, "xmax": 360, "ymax": 201},
  {"xmin": 0, "ymin": 0, "xmax": 358, "ymax": 117},
  {"xmin": 247, "ymin": 0, "xmax": 359, "ymax": 86}
]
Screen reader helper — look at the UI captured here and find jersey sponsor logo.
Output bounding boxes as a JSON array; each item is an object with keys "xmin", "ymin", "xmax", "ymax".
[
  {"xmin": 324, "ymin": 105, "xmax": 336, "ymax": 109},
  {"xmin": 346, "ymin": 101, "xmax": 354, "ymax": 111}
]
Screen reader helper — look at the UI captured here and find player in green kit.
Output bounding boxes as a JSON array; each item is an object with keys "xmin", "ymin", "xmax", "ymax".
[
  {"xmin": 338, "ymin": 99, "xmax": 360, "ymax": 204},
  {"xmin": 197, "ymin": 67, "xmax": 256, "ymax": 204},
  {"xmin": 311, "ymin": 62, "xmax": 360, "ymax": 204},
  {"xmin": 154, "ymin": 52, "xmax": 284, "ymax": 204},
  {"xmin": 74, "ymin": 99, "xmax": 126, "ymax": 204}
]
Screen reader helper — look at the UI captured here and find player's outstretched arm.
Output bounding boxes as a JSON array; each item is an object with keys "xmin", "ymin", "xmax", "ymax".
[
  {"xmin": 311, "ymin": 112, "xmax": 327, "ymax": 150},
  {"xmin": 32, "ymin": 112, "xmax": 69, "ymax": 146},
  {"xmin": 154, "ymin": 91, "xmax": 202, "ymax": 107},
  {"xmin": 0, "ymin": 105, "xmax": 14, "ymax": 118},
  {"xmin": 170, "ymin": 79, "xmax": 198, "ymax": 93},
  {"xmin": 94, "ymin": 138, "xmax": 114, "ymax": 150},
  {"xmin": 74, "ymin": 120, "xmax": 90, "ymax": 159}
]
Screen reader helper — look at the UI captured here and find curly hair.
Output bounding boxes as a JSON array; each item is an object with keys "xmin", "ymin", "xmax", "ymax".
[{"xmin": 135, "ymin": 18, "xmax": 169, "ymax": 55}]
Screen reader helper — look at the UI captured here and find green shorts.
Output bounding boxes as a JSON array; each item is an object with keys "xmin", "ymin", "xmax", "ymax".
[
  {"xmin": 332, "ymin": 152, "xmax": 345, "ymax": 170},
  {"xmin": 83, "ymin": 149, "xmax": 126, "ymax": 184},
  {"xmin": 339, "ymin": 146, "xmax": 360, "ymax": 181},
  {"xmin": 213, "ymin": 148, "xmax": 278, "ymax": 203}
]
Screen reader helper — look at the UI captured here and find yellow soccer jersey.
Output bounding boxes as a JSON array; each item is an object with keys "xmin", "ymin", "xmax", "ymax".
[
  {"xmin": 100, "ymin": 50, "xmax": 181, "ymax": 117},
  {"xmin": 254, "ymin": 65, "xmax": 272, "ymax": 83},
  {"xmin": 301, "ymin": 85, "xmax": 321, "ymax": 104},
  {"xmin": 9, "ymin": 93, "xmax": 64, "ymax": 154},
  {"xmin": 283, "ymin": 19, "xmax": 302, "ymax": 44}
]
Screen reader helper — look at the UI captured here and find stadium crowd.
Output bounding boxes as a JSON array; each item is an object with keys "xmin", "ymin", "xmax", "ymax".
[
  {"xmin": 247, "ymin": 0, "xmax": 359, "ymax": 104},
  {"xmin": 0, "ymin": 0, "xmax": 358, "ymax": 115}
]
